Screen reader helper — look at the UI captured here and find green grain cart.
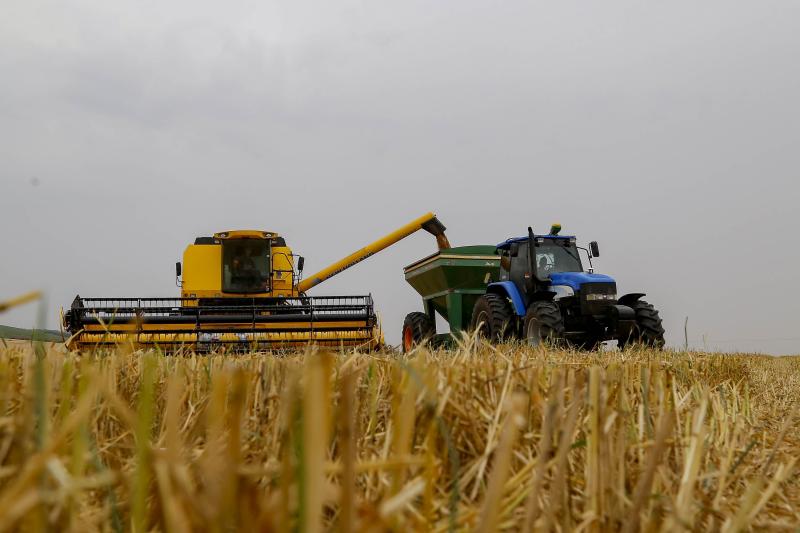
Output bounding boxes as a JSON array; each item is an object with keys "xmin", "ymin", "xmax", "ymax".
[{"xmin": 401, "ymin": 245, "xmax": 499, "ymax": 351}]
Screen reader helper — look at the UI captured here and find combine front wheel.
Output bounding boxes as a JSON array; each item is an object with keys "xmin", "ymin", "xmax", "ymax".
[{"xmin": 402, "ymin": 312, "xmax": 436, "ymax": 353}]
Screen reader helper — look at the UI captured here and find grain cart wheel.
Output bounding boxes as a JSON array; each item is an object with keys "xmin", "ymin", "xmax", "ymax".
[
  {"xmin": 619, "ymin": 300, "xmax": 665, "ymax": 349},
  {"xmin": 402, "ymin": 312, "xmax": 436, "ymax": 353},
  {"xmin": 523, "ymin": 301, "xmax": 565, "ymax": 347},
  {"xmin": 470, "ymin": 294, "xmax": 514, "ymax": 341}
]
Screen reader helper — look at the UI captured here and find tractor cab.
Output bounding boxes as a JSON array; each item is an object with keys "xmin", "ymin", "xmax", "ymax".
[
  {"xmin": 496, "ymin": 225, "xmax": 612, "ymax": 304},
  {"xmin": 498, "ymin": 234, "xmax": 584, "ymax": 283}
]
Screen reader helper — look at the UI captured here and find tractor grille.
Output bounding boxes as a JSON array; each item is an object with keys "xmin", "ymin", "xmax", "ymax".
[{"xmin": 580, "ymin": 282, "xmax": 617, "ymax": 315}]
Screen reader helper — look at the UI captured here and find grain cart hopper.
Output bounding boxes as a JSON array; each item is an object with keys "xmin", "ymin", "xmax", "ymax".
[
  {"xmin": 64, "ymin": 213, "xmax": 449, "ymax": 352},
  {"xmin": 402, "ymin": 224, "xmax": 665, "ymax": 351},
  {"xmin": 402, "ymin": 246, "xmax": 501, "ymax": 351}
]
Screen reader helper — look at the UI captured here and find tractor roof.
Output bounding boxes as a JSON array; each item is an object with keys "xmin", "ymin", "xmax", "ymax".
[{"xmin": 496, "ymin": 235, "xmax": 575, "ymax": 250}]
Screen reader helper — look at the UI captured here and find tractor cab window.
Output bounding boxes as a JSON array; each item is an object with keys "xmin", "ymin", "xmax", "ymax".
[
  {"xmin": 535, "ymin": 242, "xmax": 583, "ymax": 277},
  {"xmin": 498, "ymin": 250, "xmax": 511, "ymax": 272},
  {"xmin": 497, "ymin": 250, "xmax": 511, "ymax": 281},
  {"xmin": 222, "ymin": 240, "xmax": 270, "ymax": 293}
]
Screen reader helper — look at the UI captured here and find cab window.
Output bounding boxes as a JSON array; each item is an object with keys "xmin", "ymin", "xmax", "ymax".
[
  {"xmin": 535, "ymin": 244, "xmax": 582, "ymax": 276},
  {"xmin": 222, "ymin": 240, "xmax": 270, "ymax": 293}
]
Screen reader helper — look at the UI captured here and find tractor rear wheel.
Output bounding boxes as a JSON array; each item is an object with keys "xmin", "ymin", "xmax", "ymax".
[
  {"xmin": 402, "ymin": 312, "xmax": 436, "ymax": 353},
  {"xmin": 524, "ymin": 301, "xmax": 565, "ymax": 347},
  {"xmin": 470, "ymin": 294, "xmax": 514, "ymax": 341},
  {"xmin": 619, "ymin": 300, "xmax": 665, "ymax": 349}
]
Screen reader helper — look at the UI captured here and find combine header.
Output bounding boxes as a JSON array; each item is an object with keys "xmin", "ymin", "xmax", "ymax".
[{"xmin": 64, "ymin": 213, "xmax": 449, "ymax": 352}]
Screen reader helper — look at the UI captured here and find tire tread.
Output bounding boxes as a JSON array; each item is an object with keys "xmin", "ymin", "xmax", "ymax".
[
  {"xmin": 524, "ymin": 300, "xmax": 565, "ymax": 345},
  {"xmin": 402, "ymin": 312, "xmax": 435, "ymax": 352},
  {"xmin": 619, "ymin": 300, "xmax": 665, "ymax": 349},
  {"xmin": 470, "ymin": 294, "xmax": 515, "ymax": 340}
]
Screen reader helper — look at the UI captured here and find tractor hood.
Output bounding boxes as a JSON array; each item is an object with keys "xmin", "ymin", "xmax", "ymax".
[{"xmin": 548, "ymin": 272, "xmax": 615, "ymax": 291}]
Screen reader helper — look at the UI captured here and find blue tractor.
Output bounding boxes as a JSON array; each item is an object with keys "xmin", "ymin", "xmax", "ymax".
[{"xmin": 470, "ymin": 225, "xmax": 665, "ymax": 349}]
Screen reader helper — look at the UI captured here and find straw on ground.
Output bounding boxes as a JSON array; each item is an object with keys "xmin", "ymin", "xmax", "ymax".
[{"xmin": 0, "ymin": 341, "xmax": 797, "ymax": 531}]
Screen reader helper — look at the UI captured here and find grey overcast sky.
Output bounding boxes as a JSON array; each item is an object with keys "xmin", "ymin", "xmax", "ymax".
[{"xmin": 1, "ymin": 0, "xmax": 798, "ymax": 354}]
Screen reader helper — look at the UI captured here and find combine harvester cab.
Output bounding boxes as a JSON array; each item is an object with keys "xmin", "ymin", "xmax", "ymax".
[{"xmin": 64, "ymin": 213, "xmax": 449, "ymax": 353}]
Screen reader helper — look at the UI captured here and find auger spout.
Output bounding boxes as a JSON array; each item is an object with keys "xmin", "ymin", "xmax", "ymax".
[{"xmin": 296, "ymin": 212, "xmax": 449, "ymax": 293}]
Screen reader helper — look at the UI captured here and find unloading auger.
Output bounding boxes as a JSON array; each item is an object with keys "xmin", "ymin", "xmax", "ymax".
[{"xmin": 63, "ymin": 213, "xmax": 449, "ymax": 352}]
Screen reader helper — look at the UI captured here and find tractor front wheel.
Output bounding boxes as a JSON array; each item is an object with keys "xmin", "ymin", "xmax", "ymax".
[
  {"xmin": 619, "ymin": 300, "xmax": 665, "ymax": 349},
  {"xmin": 524, "ymin": 301, "xmax": 565, "ymax": 347},
  {"xmin": 470, "ymin": 294, "xmax": 514, "ymax": 341},
  {"xmin": 402, "ymin": 312, "xmax": 436, "ymax": 353}
]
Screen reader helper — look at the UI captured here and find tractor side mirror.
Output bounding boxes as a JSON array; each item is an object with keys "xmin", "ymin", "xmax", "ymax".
[
  {"xmin": 509, "ymin": 243, "xmax": 520, "ymax": 257},
  {"xmin": 175, "ymin": 262, "xmax": 182, "ymax": 277},
  {"xmin": 590, "ymin": 241, "xmax": 600, "ymax": 258},
  {"xmin": 297, "ymin": 256, "xmax": 305, "ymax": 272}
]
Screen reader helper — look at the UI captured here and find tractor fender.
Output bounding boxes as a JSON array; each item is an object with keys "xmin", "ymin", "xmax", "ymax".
[
  {"xmin": 607, "ymin": 304, "xmax": 637, "ymax": 339},
  {"xmin": 618, "ymin": 293, "xmax": 646, "ymax": 306},
  {"xmin": 486, "ymin": 282, "xmax": 527, "ymax": 316},
  {"xmin": 607, "ymin": 304, "xmax": 636, "ymax": 321}
]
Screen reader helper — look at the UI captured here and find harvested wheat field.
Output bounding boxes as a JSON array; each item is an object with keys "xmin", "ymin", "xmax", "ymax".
[{"xmin": 0, "ymin": 341, "xmax": 798, "ymax": 532}]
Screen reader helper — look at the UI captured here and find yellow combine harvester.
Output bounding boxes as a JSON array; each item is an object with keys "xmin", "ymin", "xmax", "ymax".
[{"xmin": 64, "ymin": 213, "xmax": 450, "ymax": 352}]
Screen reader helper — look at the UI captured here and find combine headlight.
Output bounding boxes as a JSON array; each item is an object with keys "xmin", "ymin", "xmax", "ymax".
[{"xmin": 586, "ymin": 293, "xmax": 616, "ymax": 301}]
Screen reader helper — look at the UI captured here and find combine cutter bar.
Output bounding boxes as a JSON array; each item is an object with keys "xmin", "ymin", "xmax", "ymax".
[{"xmin": 64, "ymin": 295, "xmax": 379, "ymax": 352}]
